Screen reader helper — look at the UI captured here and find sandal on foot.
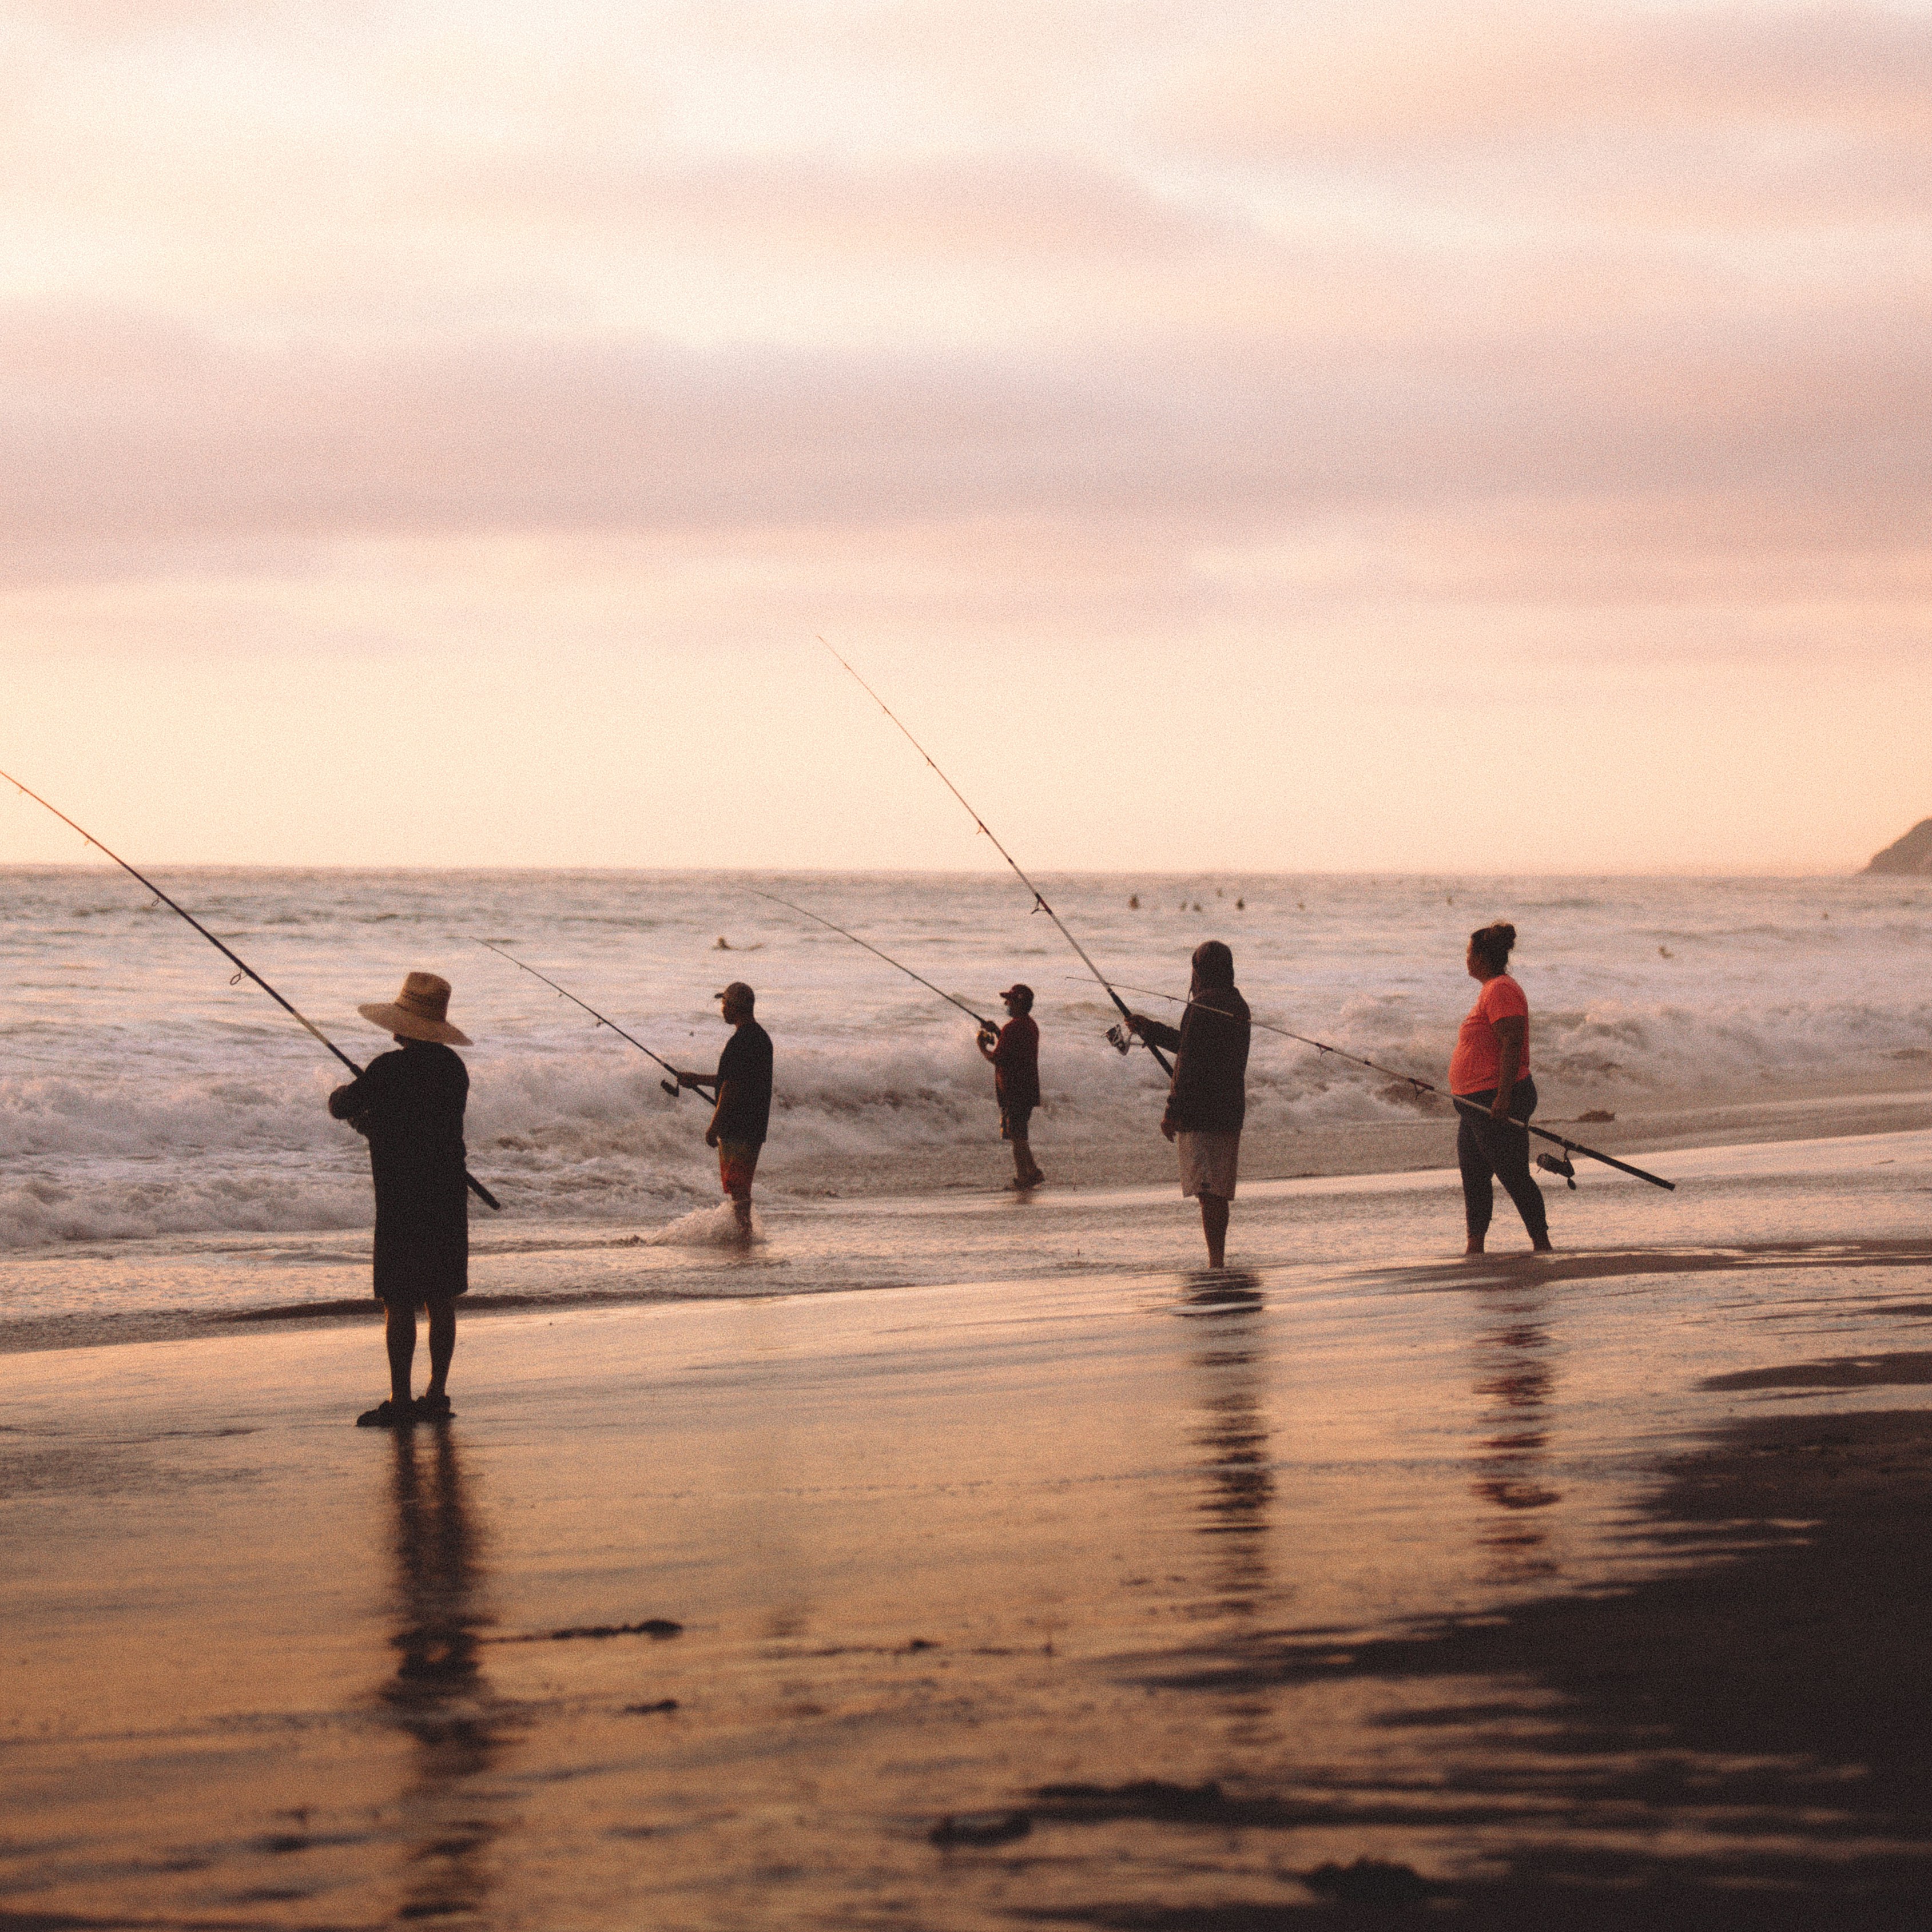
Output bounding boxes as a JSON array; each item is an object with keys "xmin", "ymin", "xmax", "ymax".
[
  {"xmin": 416, "ymin": 1391, "xmax": 454, "ymax": 1422},
  {"xmin": 355, "ymin": 1399, "xmax": 416, "ymax": 1429}
]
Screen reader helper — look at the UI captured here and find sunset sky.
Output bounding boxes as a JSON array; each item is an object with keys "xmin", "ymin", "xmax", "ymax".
[{"xmin": 2, "ymin": 0, "xmax": 1926, "ymax": 872}]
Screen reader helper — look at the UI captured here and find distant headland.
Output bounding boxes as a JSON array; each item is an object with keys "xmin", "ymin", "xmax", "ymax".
[{"xmin": 1863, "ymin": 820, "xmax": 1932, "ymax": 874}]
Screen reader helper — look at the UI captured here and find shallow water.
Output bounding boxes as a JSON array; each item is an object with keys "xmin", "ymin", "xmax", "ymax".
[{"xmin": 4, "ymin": 1118, "xmax": 1928, "ymax": 1355}]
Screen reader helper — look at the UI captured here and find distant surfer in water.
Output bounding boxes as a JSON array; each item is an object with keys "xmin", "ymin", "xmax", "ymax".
[
  {"xmin": 1128, "ymin": 941, "xmax": 1250, "ymax": 1269},
  {"xmin": 977, "ymin": 983, "xmax": 1044, "ymax": 1189},
  {"xmin": 328, "ymin": 972, "xmax": 472, "ymax": 1428},
  {"xmin": 674, "ymin": 980, "xmax": 772, "ymax": 1241},
  {"xmin": 1451, "ymin": 923, "xmax": 1552, "ymax": 1255}
]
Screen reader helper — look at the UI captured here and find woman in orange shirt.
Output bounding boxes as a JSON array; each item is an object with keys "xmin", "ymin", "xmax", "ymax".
[{"xmin": 1449, "ymin": 922, "xmax": 1552, "ymax": 1255}]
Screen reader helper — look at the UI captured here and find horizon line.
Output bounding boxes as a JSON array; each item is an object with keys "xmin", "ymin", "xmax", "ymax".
[{"xmin": 0, "ymin": 859, "xmax": 1900, "ymax": 882}]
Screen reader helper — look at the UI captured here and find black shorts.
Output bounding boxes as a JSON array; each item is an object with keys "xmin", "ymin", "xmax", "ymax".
[
  {"xmin": 371, "ymin": 1216, "xmax": 467, "ymax": 1307},
  {"xmin": 1000, "ymin": 1103, "xmax": 1035, "ymax": 1143}
]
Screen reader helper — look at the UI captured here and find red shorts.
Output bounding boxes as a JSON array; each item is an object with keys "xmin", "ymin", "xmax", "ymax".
[{"xmin": 718, "ymin": 1139, "xmax": 761, "ymax": 1195}]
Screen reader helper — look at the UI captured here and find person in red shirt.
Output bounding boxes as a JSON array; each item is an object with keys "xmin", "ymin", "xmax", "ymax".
[
  {"xmin": 1449, "ymin": 922, "xmax": 1552, "ymax": 1255},
  {"xmin": 977, "ymin": 984, "xmax": 1044, "ymax": 1190}
]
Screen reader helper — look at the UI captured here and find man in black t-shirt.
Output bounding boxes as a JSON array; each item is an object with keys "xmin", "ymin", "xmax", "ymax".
[{"xmin": 674, "ymin": 980, "xmax": 772, "ymax": 1239}]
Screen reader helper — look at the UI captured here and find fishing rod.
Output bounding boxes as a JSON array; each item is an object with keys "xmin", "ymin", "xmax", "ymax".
[
  {"xmin": 3, "ymin": 767, "xmax": 502, "ymax": 1210},
  {"xmin": 1107, "ymin": 980, "xmax": 1675, "ymax": 1192},
  {"xmin": 476, "ymin": 940, "xmax": 687, "ymax": 1100},
  {"xmin": 747, "ymin": 888, "xmax": 1002, "ymax": 1037},
  {"xmin": 820, "ymin": 638, "xmax": 1174, "ymax": 1076}
]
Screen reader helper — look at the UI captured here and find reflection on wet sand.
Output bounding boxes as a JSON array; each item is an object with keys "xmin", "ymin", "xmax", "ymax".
[
  {"xmin": 1178, "ymin": 1272, "xmax": 1276, "ymax": 1749},
  {"xmin": 381, "ymin": 1428, "xmax": 511, "ymax": 1923},
  {"xmin": 1467, "ymin": 1291, "xmax": 1563, "ymax": 1588}
]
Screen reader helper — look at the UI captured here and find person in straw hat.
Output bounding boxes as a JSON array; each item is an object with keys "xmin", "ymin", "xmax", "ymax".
[{"xmin": 328, "ymin": 971, "xmax": 473, "ymax": 1427}]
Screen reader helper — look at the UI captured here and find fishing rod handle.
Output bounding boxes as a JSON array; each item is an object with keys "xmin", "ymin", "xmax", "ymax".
[{"xmin": 1565, "ymin": 1144, "xmax": 1676, "ymax": 1191}]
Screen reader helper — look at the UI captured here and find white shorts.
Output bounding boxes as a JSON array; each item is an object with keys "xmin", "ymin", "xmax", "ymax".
[{"xmin": 1177, "ymin": 1130, "xmax": 1239, "ymax": 1200}]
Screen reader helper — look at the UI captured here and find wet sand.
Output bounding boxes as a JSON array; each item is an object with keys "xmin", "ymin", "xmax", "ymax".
[{"xmin": 5, "ymin": 1140, "xmax": 1932, "ymax": 1926}]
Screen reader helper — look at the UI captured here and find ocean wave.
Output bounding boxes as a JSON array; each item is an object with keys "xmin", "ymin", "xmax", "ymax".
[
  {"xmin": 5, "ymin": 987, "xmax": 1930, "ymax": 1250},
  {"xmin": 7, "ymin": 866, "xmax": 1932, "ymax": 1252}
]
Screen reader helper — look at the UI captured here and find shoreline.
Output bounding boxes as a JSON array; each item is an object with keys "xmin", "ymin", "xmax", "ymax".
[
  {"xmin": 870, "ymin": 1074, "xmax": 1932, "ymax": 1198},
  {"xmin": 4, "ymin": 1083, "xmax": 1930, "ymax": 1361}
]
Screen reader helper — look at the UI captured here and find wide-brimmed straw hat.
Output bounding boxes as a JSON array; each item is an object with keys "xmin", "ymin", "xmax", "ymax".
[{"xmin": 359, "ymin": 971, "xmax": 471, "ymax": 1046}]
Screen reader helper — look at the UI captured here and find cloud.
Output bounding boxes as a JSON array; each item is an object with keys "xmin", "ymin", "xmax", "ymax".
[
  {"xmin": 9, "ymin": 0, "xmax": 271, "ymax": 29},
  {"xmin": 1164, "ymin": 3, "xmax": 1932, "ymax": 150},
  {"xmin": 2, "ymin": 300, "xmax": 1927, "ymax": 611},
  {"xmin": 1156, "ymin": 2, "xmax": 1932, "ymax": 225},
  {"xmin": 0, "ymin": 0, "xmax": 1926, "ymax": 632},
  {"xmin": 468, "ymin": 152, "xmax": 1241, "ymax": 263}
]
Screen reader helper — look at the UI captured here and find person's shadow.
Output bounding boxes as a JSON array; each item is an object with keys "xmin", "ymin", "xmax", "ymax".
[{"xmin": 380, "ymin": 1428, "xmax": 509, "ymax": 1921}]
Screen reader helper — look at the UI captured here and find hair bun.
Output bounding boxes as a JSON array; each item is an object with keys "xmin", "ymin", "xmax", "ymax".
[{"xmin": 1469, "ymin": 921, "xmax": 1517, "ymax": 969}]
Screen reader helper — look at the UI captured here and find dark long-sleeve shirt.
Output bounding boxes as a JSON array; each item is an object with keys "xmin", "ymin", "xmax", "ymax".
[
  {"xmin": 1140, "ymin": 988, "xmax": 1250, "ymax": 1134},
  {"xmin": 328, "ymin": 1041, "xmax": 470, "ymax": 1302},
  {"xmin": 991, "ymin": 1014, "xmax": 1040, "ymax": 1111}
]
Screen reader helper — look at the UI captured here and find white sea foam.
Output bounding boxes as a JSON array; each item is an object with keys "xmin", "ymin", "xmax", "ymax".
[
  {"xmin": 640, "ymin": 1202, "xmax": 766, "ymax": 1246},
  {"xmin": 3, "ymin": 866, "xmax": 1929, "ymax": 1254}
]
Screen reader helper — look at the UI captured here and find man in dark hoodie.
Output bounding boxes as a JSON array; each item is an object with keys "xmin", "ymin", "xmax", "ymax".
[{"xmin": 1128, "ymin": 941, "xmax": 1250, "ymax": 1268}]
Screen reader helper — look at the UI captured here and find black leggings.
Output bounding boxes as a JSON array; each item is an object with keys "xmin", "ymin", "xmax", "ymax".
[{"xmin": 1456, "ymin": 1078, "xmax": 1549, "ymax": 1245}]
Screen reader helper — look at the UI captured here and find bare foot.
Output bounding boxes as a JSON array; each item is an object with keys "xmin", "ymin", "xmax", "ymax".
[
  {"xmin": 1464, "ymin": 1240, "xmax": 1485, "ymax": 1255},
  {"xmin": 1532, "ymin": 1239, "xmax": 1555, "ymax": 1253}
]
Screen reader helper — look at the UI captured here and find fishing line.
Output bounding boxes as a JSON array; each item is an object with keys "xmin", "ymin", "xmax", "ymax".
[
  {"xmin": 3, "ymin": 767, "xmax": 502, "ymax": 1209},
  {"xmin": 820, "ymin": 637, "xmax": 1173, "ymax": 1075},
  {"xmin": 1104, "ymin": 980, "xmax": 1675, "ymax": 1192},
  {"xmin": 477, "ymin": 940, "xmax": 687, "ymax": 1099},
  {"xmin": 746, "ymin": 888, "xmax": 1001, "ymax": 1035}
]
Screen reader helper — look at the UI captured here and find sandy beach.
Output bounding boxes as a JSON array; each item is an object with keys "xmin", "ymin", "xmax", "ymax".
[
  {"xmin": 7, "ymin": 0, "xmax": 1928, "ymax": 1910},
  {"xmin": 5, "ymin": 1117, "xmax": 1931, "ymax": 1928}
]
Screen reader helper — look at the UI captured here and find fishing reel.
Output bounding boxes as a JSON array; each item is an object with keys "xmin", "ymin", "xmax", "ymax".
[
  {"xmin": 661, "ymin": 1079, "xmax": 681, "ymax": 1101},
  {"xmin": 1536, "ymin": 1151, "xmax": 1577, "ymax": 1190},
  {"xmin": 977, "ymin": 1022, "xmax": 1000, "ymax": 1050},
  {"xmin": 1106, "ymin": 1021, "xmax": 1134, "ymax": 1056}
]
